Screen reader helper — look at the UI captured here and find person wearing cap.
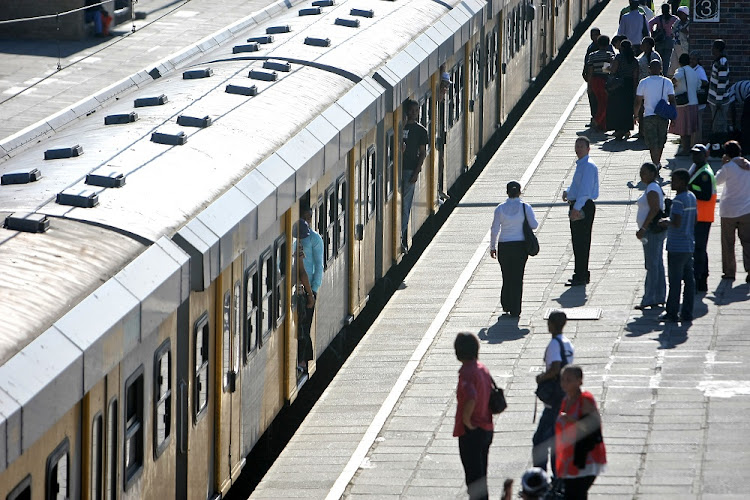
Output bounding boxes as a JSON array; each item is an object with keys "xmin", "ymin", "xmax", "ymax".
[
  {"xmin": 687, "ymin": 145, "xmax": 716, "ymax": 291},
  {"xmin": 489, "ymin": 180, "xmax": 538, "ymax": 317},
  {"xmin": 563, "ymin": 137, "xmax": 599, "ymax": 286},
  {"xmin": 401, "ymin": 98, "xmax": 428, "ymax": 253},
  {"xmin": 716, "ymin": 141, "xmax": 750, "ymax": 283},
  {"xmin": 669, "ymin": 6, "xmax": 690, "ymax": 76}
]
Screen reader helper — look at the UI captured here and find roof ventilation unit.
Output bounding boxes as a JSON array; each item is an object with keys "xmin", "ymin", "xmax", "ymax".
[
  {"xmin": 44, "ymin": 145, "xmax": 83, "ymax": 160},
  {"xmin": 4, "ymin": 213, "xmax": 49, "ymax": 233},
  {"xmin": 233, "ymin": 43, "xmax": 260, "ymax": 54},
  {"xmin": 134, "ymin": 95, "xmax": 168, "ymax": 107},
  {"xmin": 85, "ymin": 168, "xmax": 126, "ymax": 188},
  {"xmin": 249, "ymin": 69, "xmax": 278, "ymax": 82},
  {"xmin": 151, "ymin": 131, "xmax": 187, "ymax": 146},
  {"xmin": 226, "ymin": 84, "xmax": 258, "ymax": 96},
  {"xmin": 1, "ymin": 168, "xmax": 42, "ymax": 185},
  {"xmin": 350, "ymin": 8, "xmax": 374, "ymax": 17},
  {"xmin": 299, "ymin": 7, "xmax": 322, "ymax": 15},
  {"xmin": 335, "ymin": 17, "xmax": 360, "ymax": 27},
  {"xmin": 183, "ymin": 68, "xmax": 213, "ymax": 79},
  {"xmin": 57, "ymin": 189, "xmax": 99, "ymax": 208},
  {"xmin": 312, "ymin": 0, "xmax": 335, "ymax": 6},
  {"xmin": 263, "ymin": 60, "xmax": 291, "ymax": 72},
  {"xmin": 304, "ymin": 37, "xmax": 331, "ymax": 47},
  {"xmin": 104, "ymin": 112, "xmax": 138, "ymax": 125},
  {"xmin": 266, "ymin": 25, "xmax": 291, "ymax": 34},
  {"xmin": 248, "ymin": 35, "xmax": 274, "ymax": 44},
  {"xmin": 177, "ymin": 115, "xmax": 213, "ymax": 128}
]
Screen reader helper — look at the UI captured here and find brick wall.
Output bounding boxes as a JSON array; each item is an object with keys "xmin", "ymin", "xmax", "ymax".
[
  {"xmin": 689, "ymin": 0, "xmax": 750, "ymax": 84},
  {"xmin": 0, "ymin": 1, "xmax": 86, "ymax": 40}
]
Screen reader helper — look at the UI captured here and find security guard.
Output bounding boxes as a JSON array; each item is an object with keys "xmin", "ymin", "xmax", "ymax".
[{"xmin": 687, "ymin": 144, "xmax": 717, "ymax": 291}]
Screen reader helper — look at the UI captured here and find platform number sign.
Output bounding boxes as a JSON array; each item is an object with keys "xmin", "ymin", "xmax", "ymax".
[{"xmin": 694, "ymin": 0, "xmax": 719, "ymax": 23}]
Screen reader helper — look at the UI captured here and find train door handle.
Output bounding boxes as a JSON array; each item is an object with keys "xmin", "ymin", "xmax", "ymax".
[
  {"xmin": 355, "ymin": 224, "xmax": 364, "ymax": 241},
  {"xmin": 501, "ymin": 63, "xmax": 507, "ymax": 75},
  {"xmin": 227, "ymin": 371, "xmax": 237, "ymax": 393},
  {"xmin": 469, "ymin": 99, "xmax": 475, "ymax": 112}
]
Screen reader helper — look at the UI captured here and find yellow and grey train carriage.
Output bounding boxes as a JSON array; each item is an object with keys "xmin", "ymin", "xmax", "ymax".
[{"xmin": 0, "ymin": 0, "xmax": 601, "ymax": 498}]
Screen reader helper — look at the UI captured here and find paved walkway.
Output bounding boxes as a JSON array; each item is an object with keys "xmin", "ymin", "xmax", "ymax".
[
  {"xmin": 250, "ymin": 1, "xmax": 750, "ymax": 498},
  {"xmin": 0, "ymin": 0, "xmax": 300, "ymax": 141}
]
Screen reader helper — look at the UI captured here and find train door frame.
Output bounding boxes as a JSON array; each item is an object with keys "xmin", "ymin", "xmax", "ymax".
[{"xmin": 375, "ymin": 120, "xmax": 385, "ymax": 280}]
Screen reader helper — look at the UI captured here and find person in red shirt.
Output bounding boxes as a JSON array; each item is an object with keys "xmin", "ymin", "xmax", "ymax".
[
  {"xmin": 555, "ymin": 366, "xmax": 607, "ymax": 499},
  {"xmin": 453, "ymin": 332, "xmax": 494, "ymax": 500}
]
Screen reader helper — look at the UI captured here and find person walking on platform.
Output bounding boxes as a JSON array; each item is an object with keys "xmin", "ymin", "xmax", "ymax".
[
  {"xmin": 555, "ymin": 365, "xmax": 607, "ymax": 500},
  {"xmin": 607, "ymin": 40, "xmax": 639, "ymax": 140},
  {"xmin": 716, "ymin": 141, "xmax": 750, "ymax": 282},
  {"xmin": 669, "ymin": 6, "xmax": 690, "ymax": 77},
  {"xmin": 618, "ymin": 1, "xmax": 648, "ymax": 55},
  {"xmin": 533, "ymin": 311, "xmax": 574, "ymax": 477},
  {"xmin": 659, "ymin": 169, "xmax": 697, "ymax": 322},
  {"xmin": 586, "ymin": 35, "xmax": 614, "ymax": 132},
  {"xmin": 635, "ymin": 60, "xmax": 675, "ymax": 167},
  {"xmin": 648, "ymin": 3, "xmax": 678, "ymax": 76},
  {"xmin": 584, "ymin": 28, "xmax": 602, "ymax": 127},
  {"xmin": 563, "ymin": 137, "xmax": 599, "ymax": 286},
  {"xmin": 670, "ymin": 53, "xmax": 700, "ymax": 155},
  {"xmin": 686, "ymin": 145, "xmax": 716, "ymax": 292},
  {"xmin": 635, "ymin": 162, "xmax": 666, "ymax": 310},
  {"xmin": 453, "ymin": 332, "xmax": 494, "ymax": 500},
  {"xmin": 401, "ymin": 99, "xmax": 428, "ymax": 253},
  {"xmin": 489, "ymin": 180, "xmax": 538, "ymax": 318}
]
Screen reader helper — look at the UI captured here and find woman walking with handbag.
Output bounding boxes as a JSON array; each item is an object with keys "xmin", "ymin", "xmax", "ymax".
[
  {"xmin": 453, "ymin": 332, "xmax": 495, "ymax": 500},
  {"xmin": 555, "ymin": 365, "xmax": 607, "ymax": 500},
  {"xmin": 489, "ymin": 180, "xmax": 539, "ymax": 318},
  {"xmin": 670, "ymin": 54, "xmax": 700, "ymax": 155},
  {"xmin": 606, "ymin": 40, "xmax": 639, "ymax": 140},
  {"xmin": 635, "ymin": 163, "xmax": 667, "ymax": 310}
]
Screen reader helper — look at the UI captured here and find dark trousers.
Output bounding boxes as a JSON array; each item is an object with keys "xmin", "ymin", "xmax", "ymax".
[
  {"xmin": 497, "ymin": 241, "xmax": 528, "ymax": 316},
  {"xmin": 532, "ymin": 403, "xmax": 560, "ymax": 475},
  {"xmin": 587, "ymin": 86, "xmax": 597, "ymax": 120},
  {"xmin": 666, "ymin": 252, "xmax": 695, "ymax": 320},
  {"xmin": 570, "ymin": 200, "xmax": 596, "ymax": 281},
  {"xmin": 298, "ymin": 292, "xmax": 315, "ymax": 364},
  {"xmin": 563, "ymin": 476, "xmax": 596, "ymax": 500},
  {"xmin": 458, "ymin": 428, "xmax": 493, "ymax": 500},
  {"xmin": 693, "ymin": 221, "xmax": 711, "ymax": 285}
]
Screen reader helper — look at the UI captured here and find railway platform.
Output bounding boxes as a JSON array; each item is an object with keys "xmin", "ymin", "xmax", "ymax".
[
  {"xmin": 0, "ymin": 0, "xmax": 303, "ymax": 141},
  {"xmin": 250, "ymin": 1, "xmax": 750, "ymax": 498}
]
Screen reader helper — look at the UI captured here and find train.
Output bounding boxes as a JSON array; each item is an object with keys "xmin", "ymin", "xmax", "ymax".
[{"xmin": 0, "ymin": 0, "xmax": 603, "ymax": 498}]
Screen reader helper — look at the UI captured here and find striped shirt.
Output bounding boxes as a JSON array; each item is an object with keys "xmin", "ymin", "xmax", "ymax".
[
  {"xmin": 708, "ymin": 56, "xmax": 730, "ymax": 105},
  {"xmin": 729, "ymin": 80, "xmax": 750, "ymax": 103},
  {"xmin": 666, "ymin": 190, "xmax": 696, "ymax": 254},
  {"xmin": 587, "ymin": 49, "xmax": 614, "ymax": 76}
]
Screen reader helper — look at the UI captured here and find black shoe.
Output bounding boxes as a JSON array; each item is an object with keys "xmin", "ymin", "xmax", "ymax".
[
  {"xmin": 722, "ymin": 274, "xmax": 735, "ymax": 280},
  {"xmin": 658, "ymin": 313, "xmax": 678, "ymax": 322},
  {"xmin": 696, "ymin": 281, "xmax": 708, "ymax": 292},
  {"xmin": 565, "ymin": 279, "xmax": 587, "ymax": 287},
  {"xmin": 680, "ymin": 314, "xmax": 693, "ymax": 322},
  {"xmin": 746, "ymin": 274, "xmax": 750, "ymax": 283}
]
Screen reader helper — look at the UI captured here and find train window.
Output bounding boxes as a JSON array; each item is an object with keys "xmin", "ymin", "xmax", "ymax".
[
  {"xmin": 105, "ymin": 398, "xmax": 118, "ymax": 500},
  {"xmin": 222, "ymin": 289, "xmax": 231, "ymax": 392},
  {"xmin": 124, "ymin": 367, "xmax": 144, "ymax": 489},
  {"xmin": 325, "ymin": 187, "xmax": 336, "ymax": 264},
  {"xmin": 274, "ymin": 235, "xmax": 287, "ymax": 327},
  {"xmin": 233, "ymin": 280, "xmax": 241, "ymax": 373},
  {"xmin": 91, "ymin": 413, "xmax": 103, "ymax": 500},
  {"xmin": 473, "ymin": 44, "xmax": 481, "ymax": 100},
  {"xmin": 8, "ymin": 475, "xmax": 31, "ymax": 500},
  {"xmin": 244, "ymin": 265, "xmax": 258, "ymax": 358},
  {"xmin": 455, "ymin": 63, "xmax": 464, "ymax": 122},
  {"xmin": 46, "ymin": 438, "xmax": 70, "ymax": 500},
  {"xmin": 419, "ymin": 95, "xmax": 431, "ymax": 152},
  {"xmin": 315, "ymin": 195, "xmax": 324, "ymax": 236},
  {"xmin": 366, "ymin": 146, "xmax": 376, "ymax": 221},
  {"xmin": 386, "ymin": 130, "xmax": 394, "ymax": 199},
  {"xmin": 260, "ymin": 250, "xmax": 273, "ymax": 337},
  {"xmin": 194, "ymin": 313, "xmax": 210, "ymax": 421},
  {"xmin": 336, "ymin": 176, "xmax": 347, "ymax": 251},
  {"xmin": 153, "ymin": 339, "xmax": 172, "ymax": 458}
]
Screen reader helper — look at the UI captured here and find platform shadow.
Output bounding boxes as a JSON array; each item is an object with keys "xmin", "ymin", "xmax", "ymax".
[
  {"xmin": 0, "ymin": 32, "xmax": 122, "ymax": 58},
  {"xmin": 706, "ymin": 280, "xmax": 750, "ymax": 306},
  {"xmin": 624, "ymin": 310, "xmax": 665, "ymax": 337},
  {"xmin": 553, "ymin": 286, "xmax": 587, "ymax": 308},
  {"xmin": 478, "ymin": 320, "xmax": 530, "ymax": 344},
  {"xmin": 656, "ymin": 322, "xmax": 691, "ymax": 349}
]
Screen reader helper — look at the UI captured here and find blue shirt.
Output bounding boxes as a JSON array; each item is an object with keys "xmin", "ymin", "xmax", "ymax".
[
  {"xmin": 567, "ymin": 155, "xmax": 599, "ymax": 211},
  {"xmin": 666, "ymin": 191, "xmax": 696, "ymax": 253},
  {"xmin": 301, "ymin": 230, "xmax": 324, "ymax": 293}
]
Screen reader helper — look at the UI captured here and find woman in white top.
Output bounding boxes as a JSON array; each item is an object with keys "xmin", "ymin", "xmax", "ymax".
[
  {"xmin": 690, "ymin": 50, "xmax": 709, "ymax": 147},
  {"xmin": 670, "ymin": 53, "xmax": 700, "ymax": 155},
  {"xmin": 716, "ymin": 141, "xmax": 750, "ymax": 282},
  {"xmin": 489, "ymin": 180, "xmax": 538, "ymax": 317},
  {"xmin": 634, "ymin": 163, "xmax": 666, "ymax": 309}
]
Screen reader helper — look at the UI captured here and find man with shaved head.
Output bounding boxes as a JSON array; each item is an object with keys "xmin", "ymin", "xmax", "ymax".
[{"xmin": 635, "ymin": 59, "xmax": 676, "ymax": 166}]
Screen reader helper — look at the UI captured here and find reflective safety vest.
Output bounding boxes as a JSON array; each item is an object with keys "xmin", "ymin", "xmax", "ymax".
[{"xmin": 689, "ymin": 163, "xmax": 717, "ymax": 223}]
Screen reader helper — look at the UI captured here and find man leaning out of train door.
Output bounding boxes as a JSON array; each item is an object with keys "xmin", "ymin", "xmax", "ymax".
[{"xmin": 401, "ymin": 98, "xmax": 428, "ymax": 253}]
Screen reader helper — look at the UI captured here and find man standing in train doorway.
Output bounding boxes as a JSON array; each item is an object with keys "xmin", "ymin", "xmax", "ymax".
[
  {"xmin": 299, "ymin": 208, "xmax": 324, "ymax": 374},
  {"xmin": 563, "ymin": 136, "xmax": 599, "ymax": 286},
  {"xmin": 401, "ymin": 98, "xmax": 428, "ymax": 254}
]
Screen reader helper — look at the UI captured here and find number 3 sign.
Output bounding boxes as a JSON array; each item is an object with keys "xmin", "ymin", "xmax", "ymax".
[{"xmin": 695, "ymin": 0, "xmax": 720, "ymax": 23}]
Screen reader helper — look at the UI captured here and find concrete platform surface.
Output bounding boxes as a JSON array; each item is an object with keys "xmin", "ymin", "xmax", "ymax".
[{"xmin": 251, "ymin": 1, "xmax": 750, "ymax": 498}]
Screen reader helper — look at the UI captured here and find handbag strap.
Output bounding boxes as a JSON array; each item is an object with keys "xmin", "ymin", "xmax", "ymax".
[{"xmin": 553, "ymin": 335, "xmax": 568, "ymax": 366}]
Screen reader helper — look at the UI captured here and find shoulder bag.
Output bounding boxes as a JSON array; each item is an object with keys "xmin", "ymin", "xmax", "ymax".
[
  {"xmin": 535, "ymin": 336, "xmax": 568, "ymax": 407},
  {"xmin": 654, "ymin": 79, "xmax": 678, "ymax": 121},
  {"xmin": 489, "ymin": 376, "xmax": 507, "ymax": 414},
  {"xmin": 648, "ymin": 184, "xmax": 672, "ymax": 233},
  {"xmin": 652, "ymin": 17, "xmax": 666, "ymax": 43},
  {"xmin": 675, "ymin": 70, "xmax": 690, "ymax": 106},
  {"xmin": 523, "ymin": 203, "xmax": 540, "ymax": 256}
]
